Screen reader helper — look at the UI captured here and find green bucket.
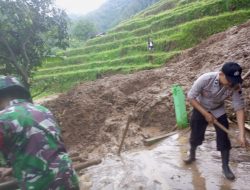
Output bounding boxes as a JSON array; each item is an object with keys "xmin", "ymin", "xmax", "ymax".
[{"xmin": 171, "ymin": 84, "xmax": 188, "ymax": 128}]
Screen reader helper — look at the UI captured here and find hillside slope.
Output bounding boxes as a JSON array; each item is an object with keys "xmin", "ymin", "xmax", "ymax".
[
  {"xmin": 44, "ymin": 20, "xmax": 250, "ymax": 158},
  {"xmin": 32, "ymin": 0, "xmax": 250, "ymax": 96},
  {"xmin": 85, "ymin": 0, "xmax": 160, "ymax": 32}
]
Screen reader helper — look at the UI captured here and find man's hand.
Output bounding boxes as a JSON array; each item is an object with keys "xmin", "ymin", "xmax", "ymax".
[
  {"xmin": 203, "ymin": 112, "xmax": 215, "ymax": 124},
  {"xmin": 189, "ymin": 99, "xmax": 215, "ymax": 124},
  {"xmin": 236, "ymin": 109, "xmax": 247, "ymax": 147}
]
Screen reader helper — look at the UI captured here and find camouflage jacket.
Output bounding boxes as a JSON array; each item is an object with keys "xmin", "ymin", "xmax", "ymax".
[{"xmin": 0, "ymin": 99, "xmax": 79, "ymax": 190}]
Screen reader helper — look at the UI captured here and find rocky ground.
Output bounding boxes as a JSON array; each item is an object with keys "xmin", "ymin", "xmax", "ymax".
[{"xmin": 43, "ymin": 20, "xmax": 250, "ymax": 161}]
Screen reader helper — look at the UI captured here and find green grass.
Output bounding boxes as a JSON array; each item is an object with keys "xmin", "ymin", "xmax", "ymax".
[
  {"xmin": 32, "ymin": 0, "xmax": 250, "ymax": 97},
  {"xmin": 31, "ymin": 64, "xmax": 160, "ymax": 97},
  {"xmin": 37, "ymin": 51, "xmax": 178, "ymax": 74}
]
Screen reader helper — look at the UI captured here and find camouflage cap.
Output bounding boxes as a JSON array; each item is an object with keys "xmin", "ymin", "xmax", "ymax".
[{"xmin": 0, "ymin": 75, "xmax": 26, "ymax": 91}]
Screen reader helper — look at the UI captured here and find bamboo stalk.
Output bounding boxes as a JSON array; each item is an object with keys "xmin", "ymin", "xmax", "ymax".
[
  {"xmin": 0, "ymin": 158, "xmax": 102, "ymax": 188},
  {"xmin": 0, "ymin": 180, "xmax": 18, "ymax": 190},
  {"xmin": 143, "ymin": 131, "xmax": 177, "ymax": 146},
  {"xmin": 74, "ymin": 159, "xmax": 102, "ymax": 172},
  {"xmin": 117, "ymin": 114, "xmax": 132, "ymax": 155}
]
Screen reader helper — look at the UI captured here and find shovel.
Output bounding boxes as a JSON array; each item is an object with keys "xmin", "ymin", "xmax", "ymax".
[
  {"xmin": 213, "ymin": 120, "xmax": 250, "ymax": 150},
  {"xmin": 213, "ymin": 120, "xmax": 234, "ymax": 138}
]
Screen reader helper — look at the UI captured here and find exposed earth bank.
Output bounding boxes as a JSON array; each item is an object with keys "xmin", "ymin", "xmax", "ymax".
[{"xmin": 43, "ymin": 20, "xmax": 250, "ymax": 160}]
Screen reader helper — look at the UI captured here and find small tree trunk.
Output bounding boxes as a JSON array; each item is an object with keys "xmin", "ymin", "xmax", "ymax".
[
  {"xmin": 0, "ymin": 36, "xmax": 29, "ymax": 87},
  {"xmin": 21, "ymin": 43, "xmax": 31, "ymax": 71}
]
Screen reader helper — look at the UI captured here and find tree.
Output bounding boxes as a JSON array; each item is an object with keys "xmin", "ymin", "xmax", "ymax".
[
  {"xmin": 71, "ymin": 18, "xmax": 97, "ymax": 42},
  {"xmin": 0, "ymin": 0, "xmax": 69, "ymax": 87}
]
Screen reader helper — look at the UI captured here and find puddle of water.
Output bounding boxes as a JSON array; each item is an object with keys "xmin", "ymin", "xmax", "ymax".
[{"xmin": 80, "ymin": 130, "xmax": 250, "ymax": 190}]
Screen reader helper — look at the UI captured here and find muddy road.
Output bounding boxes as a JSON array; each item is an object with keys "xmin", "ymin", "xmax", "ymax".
[{"xmin": 80, "ymin": 127, "xmax": 250, "ymax": 190}]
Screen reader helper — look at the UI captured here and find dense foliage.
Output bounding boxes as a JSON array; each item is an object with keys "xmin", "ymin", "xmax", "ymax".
[
  {"xmin": 0, "ymin": 0, "xmax": 68, "ymax": 87},
  {"xmin": 69, "ymin": 18, "xmax": 97, "ymax": 47}
]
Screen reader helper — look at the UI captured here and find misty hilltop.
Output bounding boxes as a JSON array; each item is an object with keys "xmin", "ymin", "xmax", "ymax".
[{"xmin": 85, "ymin": 0, "xmax": 160, "ymax": 32}]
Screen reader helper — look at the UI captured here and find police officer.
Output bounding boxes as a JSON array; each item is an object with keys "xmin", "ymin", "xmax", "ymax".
[
  {"xmin": 184, "ymin": 62, "xmax": 247, "ymax": 181},
  {"xmin": 0, "ymin": 76, "xmax": 80, "ymax": 189}
]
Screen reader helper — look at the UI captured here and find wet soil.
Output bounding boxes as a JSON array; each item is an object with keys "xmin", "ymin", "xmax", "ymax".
[
  {"xmin": 79, "ymin": 126, "xmax": 250, "ymax": 190},
  {"xmin": 43, "ymin": 20, "xmax": 250, "ymax": 159},
  {"xmin": 40, "ymin": 20, "xmax": 250, "ymax": 189}
]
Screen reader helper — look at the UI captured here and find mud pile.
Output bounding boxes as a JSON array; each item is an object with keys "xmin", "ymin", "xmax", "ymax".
[{"xmin": 45, "ymin": 20, "xmax": 250, "ymax": 159}]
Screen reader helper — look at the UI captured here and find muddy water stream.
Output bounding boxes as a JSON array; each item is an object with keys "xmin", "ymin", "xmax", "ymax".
[{"xmin": 80, "ymin": 128, "xmax": 250, "ymax": 190}]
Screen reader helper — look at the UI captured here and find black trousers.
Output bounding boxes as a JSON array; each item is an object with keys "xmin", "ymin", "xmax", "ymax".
[{"xmin": 190, "ymin": 109, "xmax": 231, "ymax": 151}]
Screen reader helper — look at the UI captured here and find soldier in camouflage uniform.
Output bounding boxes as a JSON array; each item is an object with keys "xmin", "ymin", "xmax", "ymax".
[{"xmin": 0, "ymin": 76, "xmax": 80, "ymax": 189}]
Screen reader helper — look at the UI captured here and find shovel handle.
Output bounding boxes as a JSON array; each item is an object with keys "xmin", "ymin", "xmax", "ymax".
[
  {"xmin": 213, "ymin": 120, "xmax": 234, "ymax": 137},
  {"xmin": 213, "ymin": 120, "xmax": 250, "ymax": 151}
]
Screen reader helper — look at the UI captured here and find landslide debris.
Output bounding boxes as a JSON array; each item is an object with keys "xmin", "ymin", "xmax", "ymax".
[{"xmin": 44, "ymin": 20, "xmax": 250, "ymax": 159}]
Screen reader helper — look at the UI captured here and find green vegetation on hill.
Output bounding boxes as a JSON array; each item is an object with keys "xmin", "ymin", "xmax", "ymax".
[
  {"xmin": 32, "ymin": 0, "xmax": 250, "ymax": 97},
  {"xmin": 85, "ymin": 0, "xmax": 160, "ymax": 32}
]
